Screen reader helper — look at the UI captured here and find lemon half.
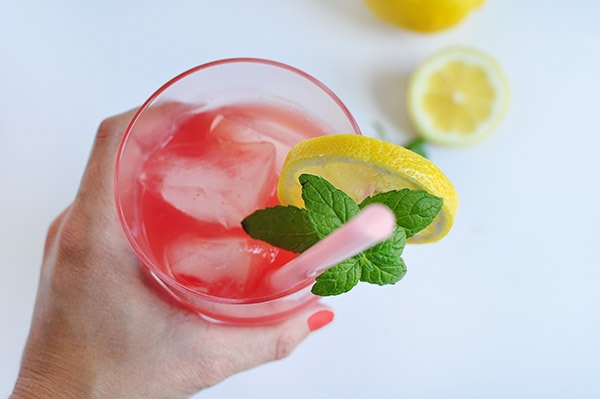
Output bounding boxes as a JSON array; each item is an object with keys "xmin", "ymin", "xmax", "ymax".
[
  {"xmin": 364, "ymin": 0, "xmax": 484, "ymax": 33},
  {"xmin": 408, "ymin": 46, "xmax": 510, "ymax": 146},
  {"xmin": 277, "ymin": 134, "xmax": 458, "ymax": 243}
]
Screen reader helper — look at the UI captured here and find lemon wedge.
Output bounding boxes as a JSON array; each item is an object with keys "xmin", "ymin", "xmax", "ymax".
[
  {"xmin": 407, "ymin": 46, "xmax": 510, "ymax": 146},
  {"xmin": 364, "ymin": 0, "xmax": 484, "ymax": 33},
  {"xmin": 277, "ymin": 134, "xmax": 458, "ymax": 243}
]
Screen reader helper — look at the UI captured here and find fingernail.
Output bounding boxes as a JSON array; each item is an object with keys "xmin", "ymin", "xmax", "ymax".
[{"xmin": 308, "ymin": 310, "xmax": 334, "ymax": 332}]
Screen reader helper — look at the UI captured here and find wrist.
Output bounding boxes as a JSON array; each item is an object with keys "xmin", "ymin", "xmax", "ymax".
[
  {"xmin": 11, "ymin": 333, "xmax": 107, "ymax": 399},
  {"xmin": 11, "ymin": 358, "xmax": 100, "ymax": 399},
  {"xmin": 12, "ymin": 372, "xmax": 92, "ymax": 399}
]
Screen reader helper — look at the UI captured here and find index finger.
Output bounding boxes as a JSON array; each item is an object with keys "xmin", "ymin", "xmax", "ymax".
[{"xmin": 75, "ymin": 108, "xmax": 138, "ymax": 210}]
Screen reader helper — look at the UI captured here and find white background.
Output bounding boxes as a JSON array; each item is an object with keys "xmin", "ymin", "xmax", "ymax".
[{"xmin": 2, "ymin": 1, "xmax": 599, "ymax": 398}]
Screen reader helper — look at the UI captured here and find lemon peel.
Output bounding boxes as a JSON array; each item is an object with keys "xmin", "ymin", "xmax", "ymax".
[{"xmin": 364, "ymin": 0, "xmax": 484, "ymax": 33}]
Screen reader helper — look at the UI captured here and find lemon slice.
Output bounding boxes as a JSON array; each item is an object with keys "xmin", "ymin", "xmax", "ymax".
[
  {"xmin": 407, "ymin": 46, "xmax": 510, "ymax": 146},
  {"xmin": 277, "ymin": 134, "xmax": 458, "ymax": 243}
]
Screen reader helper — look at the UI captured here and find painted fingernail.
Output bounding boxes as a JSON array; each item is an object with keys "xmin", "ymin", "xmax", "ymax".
[{"xmin": 308, "ymin": 310, "xmax": 334, "ymax": 332}]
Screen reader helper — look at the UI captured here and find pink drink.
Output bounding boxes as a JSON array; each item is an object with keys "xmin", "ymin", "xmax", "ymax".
[
  {"xmin": 115, "ymin": 59, "xmax": 360, "ymax": 324},
  {"xmin": 139, "ymin": 102, "xmax": 324, "ymax": 300}
]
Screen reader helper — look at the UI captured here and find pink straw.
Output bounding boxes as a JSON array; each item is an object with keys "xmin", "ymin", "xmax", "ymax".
[{"xmin": 271, "ymin": 203, "xmax": 397, "ymax": 290}]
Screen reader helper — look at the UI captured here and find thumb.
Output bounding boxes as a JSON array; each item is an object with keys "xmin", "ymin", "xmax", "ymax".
[
  {"xmin": 237, "ymin": 303, "xmax": 335, "ymax": 363},
  {"xmin": 192, "ymin": 303, "xmax": 335, "ymax": 387},
  {"xmin": 268, "ymin": 304, "xmax": 335, "ymax": 360}
]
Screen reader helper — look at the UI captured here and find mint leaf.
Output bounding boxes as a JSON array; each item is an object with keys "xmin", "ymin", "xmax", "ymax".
[
  {"xmin": 299, "ymin": 174, "xmax": 360, "ymax": 239},
  {"xmin": 373, "ymin": 121, "xmax": 427, "ymax": 158},
  {"xmin": 405, "ymin": 137, "xmax": 428, "ymax": 158},
  {"xmin": 241, "ymin": 205, "xmax": 319, "ymax": 253},
  {"xmin": 360, "ymin": 189, "xmax": 442, "ymax": 238},
  {"xmin": 359, "ymin": 227, "xmax": 406, "ymax": 285},
  {"xmin": 312, "ymin": 227, "xmax": 407, "ymax": 296},
  {"xmin": 311, "ymin": 258, "xmax": 361, "ymax": 296}
]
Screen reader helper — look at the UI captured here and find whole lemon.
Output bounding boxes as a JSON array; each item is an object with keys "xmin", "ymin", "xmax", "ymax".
[{"xmin": 364, "ymin": 0, "xmax": 484, "ymax": 33}]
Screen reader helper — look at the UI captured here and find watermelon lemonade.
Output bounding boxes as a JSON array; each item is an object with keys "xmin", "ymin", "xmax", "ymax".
[
  {"xmin": 139, "ymin": 102, "xmax": 325, "ymax": 300},
  {"xmin": 115, "ymin": 59, "xmax": 360, "ymax": 324}
]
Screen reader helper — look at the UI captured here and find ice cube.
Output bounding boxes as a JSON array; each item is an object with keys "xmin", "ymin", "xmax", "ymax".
[
  {"xmin": 165, "ymin": 234, "xmax": 250, "ymax": 287},
  {"xmin": 164, "ymin": 234, "xmax": 278, "ymax": 298},
  {"xmin": 141, "ymin": 140, "xmax": 276, "ymax": 228},
  {"xmin": 210, "ymin": 112, "xmax": 318, "ymax": 170}
]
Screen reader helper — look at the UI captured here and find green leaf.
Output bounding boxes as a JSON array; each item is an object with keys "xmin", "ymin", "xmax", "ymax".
[
  {"xmin": 241, "ymin": 205, "xmax": 319, "ymax": 253},
  {"xmin": 359, "ymin": 227, "xmax": 407, "ymax": 285},
  {"xmin": 312, "ymin": 228, "xmax": 407, "ymax": 296},
  {"xmin": 404, "ymin": 137, "xmax": 428, "ymax": 158},
  {"xmin": 360, "ymin": 189, "xmax": 443, "ymax": 238},
  {"xmin": 311, "ymin": 258, "xmax": 361, "ymax": 296},
  {"xmin": 299, "ymin": 174, "xmax": 360, "ymax": 239}
]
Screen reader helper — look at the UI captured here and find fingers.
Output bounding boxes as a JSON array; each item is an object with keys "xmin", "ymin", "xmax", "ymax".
[
  {"xmin": 42, "ymin": 205, "xmax": 72, "ymax": 264},
  {"xmin": 306, "ymin": 308, "xmax": 336, "ymax": 333},
  {"xmin": 76, "ymin": 108, "xmax": 139, "ymax": 208},
  {"xmin": 198, "ymin": 303, "xmax": 335, "ymax": 384},
  {"xmin": 267, "ymin": 306, "xmax": 335, "ymax": 360}
]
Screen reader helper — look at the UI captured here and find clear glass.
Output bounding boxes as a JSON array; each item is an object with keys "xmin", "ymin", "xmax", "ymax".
[{"xmin": 115, "ymin": 58, "xmax": 360, "ymax": 325}]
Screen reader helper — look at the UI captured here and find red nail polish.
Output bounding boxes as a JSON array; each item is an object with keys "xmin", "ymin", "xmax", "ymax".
[{"xmin": 308, "ymin": 310, "xmax": 334, "ymax": 332}]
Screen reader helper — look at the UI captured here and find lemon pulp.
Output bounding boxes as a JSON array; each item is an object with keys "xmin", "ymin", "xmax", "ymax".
[{"xmin": 408, "ymin": 46, "xmax": 510, "ymax": 146}]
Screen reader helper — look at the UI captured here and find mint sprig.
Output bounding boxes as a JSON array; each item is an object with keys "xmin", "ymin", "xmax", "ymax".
[{"xmin": 241, "ymin": 174, "xmax": 442, "ymax": 296}]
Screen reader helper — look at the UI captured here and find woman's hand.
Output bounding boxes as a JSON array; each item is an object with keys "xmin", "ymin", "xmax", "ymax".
[{"xmin": 11, "ymin": 109, "xmax": 334, "ymax": 399}]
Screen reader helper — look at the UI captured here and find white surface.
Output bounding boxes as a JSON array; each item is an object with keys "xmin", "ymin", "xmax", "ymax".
[{"xmin": 1, "ymin": 1, "xmax": 599, "ymax": 398}]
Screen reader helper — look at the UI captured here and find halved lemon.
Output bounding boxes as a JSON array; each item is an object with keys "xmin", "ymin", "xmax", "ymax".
[
  {"xmin": 364, "ymin": 0, "xmax": 484, "ymax": 33},
  {"xmin": 277, "ymin": 134, "xmax": 458, "ymax": 243},
  {"xmin": 407, "ymin": 46, "xmax": 510, "ymax": 146}
]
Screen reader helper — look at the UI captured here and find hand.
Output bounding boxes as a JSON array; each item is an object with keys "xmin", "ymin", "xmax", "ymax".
[{"xmin": 11, "ymin": 109, "xmax": 334, "ymax": 399}]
